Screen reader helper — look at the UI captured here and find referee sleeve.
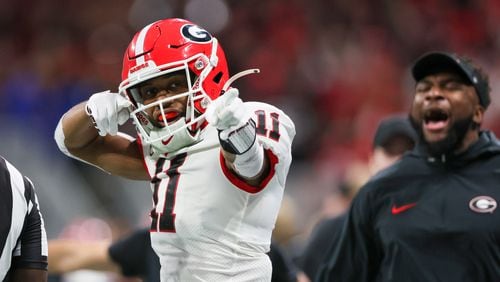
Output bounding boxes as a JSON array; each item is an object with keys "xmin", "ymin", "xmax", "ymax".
[{"xmin": 11, "ymin": 176, "xmax": 48, "ymax": 271}]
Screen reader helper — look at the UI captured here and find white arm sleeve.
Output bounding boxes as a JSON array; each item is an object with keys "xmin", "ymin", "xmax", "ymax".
[
  {"xmin": 54, "ymin": 115, "xmax": 72, "ymax": 157},
  {"xmin": 232, "ymin": 140, "xmax": 265, "ymax": 178}
]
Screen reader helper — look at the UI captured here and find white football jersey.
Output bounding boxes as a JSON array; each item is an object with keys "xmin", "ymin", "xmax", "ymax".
[{"xmin": 138, "ymin": 102, "xmax": 295, "ymax": 281}]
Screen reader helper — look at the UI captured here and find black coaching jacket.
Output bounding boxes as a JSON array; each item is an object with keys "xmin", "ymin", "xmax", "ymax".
[{"xmin": 317, "ymin": 131, "xmax": 500, "ymax": 282}]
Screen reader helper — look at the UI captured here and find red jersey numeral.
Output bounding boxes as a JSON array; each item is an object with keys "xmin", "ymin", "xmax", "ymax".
[
  {"xmin": 150, "ymin": 153, "xmax": 187, "ymax": 233},
  {"xmin": 255, "ymin": 110, "xmax": 280, "ymax": 141}
]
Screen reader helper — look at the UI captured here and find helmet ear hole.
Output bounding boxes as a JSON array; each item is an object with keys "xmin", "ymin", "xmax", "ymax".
[
  {"xmin": 213, "ymin": 72, "xmax": 223, "ymax": 84},
  {"xmin": 187, "ymin": 70, "xmax": 199, "ymax": 88}
]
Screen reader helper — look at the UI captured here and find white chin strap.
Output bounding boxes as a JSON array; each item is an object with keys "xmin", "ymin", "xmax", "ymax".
[{"xmin": 148, "ymin": 118, "xmax": 201, "ymax": 155}]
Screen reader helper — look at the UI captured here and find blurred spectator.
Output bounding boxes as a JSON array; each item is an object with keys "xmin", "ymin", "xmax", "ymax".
[{"xmin": 48, "ymin": 217, "xmax": 134, "ymax": 282}]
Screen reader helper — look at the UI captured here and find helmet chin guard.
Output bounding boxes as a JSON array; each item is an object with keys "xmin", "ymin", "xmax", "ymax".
[
  {"xmin": 124, "ymin": 56, "xmax": 212, "ymax": 149},
  {"xmin": 147, "ymin": 118, "xmax": 201, "ymax": 156}
]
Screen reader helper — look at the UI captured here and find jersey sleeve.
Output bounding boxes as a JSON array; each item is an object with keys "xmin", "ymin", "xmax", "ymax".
[
  {"xmin": 316, "ymin": 187, "xmax": 381, "ymax": 282},
  {"xmin": 108, "ymin": 228, "xmax": 160, "ymax": 279},
  {"xmin": 11, "ymin": 177, "xmax": 48, "ymax": 271},
  {"xmin": 247, "ymin": 102, "xmax": 296, "ymax": 187}
]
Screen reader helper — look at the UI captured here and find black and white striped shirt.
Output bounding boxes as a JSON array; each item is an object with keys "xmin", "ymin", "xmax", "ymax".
[{"xmin": 0, "ymin": 156, "xmax": 48, "ymax": 280}]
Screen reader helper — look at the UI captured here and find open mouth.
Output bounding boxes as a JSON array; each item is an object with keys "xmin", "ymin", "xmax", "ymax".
[{"xmin": 423, "ymin": 108, "xmax": 449, "ymax": 131}]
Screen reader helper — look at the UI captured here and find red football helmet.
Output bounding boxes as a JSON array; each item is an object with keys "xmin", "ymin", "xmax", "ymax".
[{"xmin": 118, "ymin": 18, "xmax": 229, "ymax": 151}]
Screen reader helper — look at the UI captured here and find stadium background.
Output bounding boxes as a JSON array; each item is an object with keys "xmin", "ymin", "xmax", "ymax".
[{"xmin": 1, "ymin": 0, "xmax": 499, "ymax": 276}]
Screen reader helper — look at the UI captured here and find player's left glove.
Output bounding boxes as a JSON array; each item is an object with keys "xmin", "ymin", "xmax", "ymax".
[{"xmin": 205, "ymin": 88, "xmax": 256, "ymax": 154}]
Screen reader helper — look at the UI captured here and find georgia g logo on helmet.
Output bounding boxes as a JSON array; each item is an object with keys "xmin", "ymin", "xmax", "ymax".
[{"xmin": 181, "ymin": 24, "xmax": 212, "ymax": 43}]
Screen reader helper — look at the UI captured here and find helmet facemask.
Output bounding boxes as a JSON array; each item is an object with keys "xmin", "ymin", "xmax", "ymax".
[{"xmin": 119, "ymin": 51, "xmax": 218, "ymax": 154}]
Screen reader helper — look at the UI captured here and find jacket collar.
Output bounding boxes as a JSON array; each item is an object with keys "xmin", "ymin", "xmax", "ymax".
[{"xmin": 411, "ymin": 131, "xmax": 500, "ymax": 165}]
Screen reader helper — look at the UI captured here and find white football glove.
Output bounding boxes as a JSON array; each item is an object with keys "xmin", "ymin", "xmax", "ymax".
[
  {"xmin": 85, "ymin": 90, "xmax": 132, "ymax": 136},
  {"xmin": 205, "ymin": 88, "xmax": 256, "ymax": 154},
  {"xmin": 205, "ymin": 88, "xmax": 251, "ymax": 139}
]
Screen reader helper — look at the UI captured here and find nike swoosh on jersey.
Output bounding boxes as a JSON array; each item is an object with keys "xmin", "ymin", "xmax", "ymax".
[
  {"xmin": 161, "ymin": 136, "xmax": 174, "ymax": 145},
  {"xmin": 391, "ymin": 203, "xmax": 417, "ymax": 215}
]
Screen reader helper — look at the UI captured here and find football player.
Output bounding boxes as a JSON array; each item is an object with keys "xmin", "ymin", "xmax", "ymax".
[{"xmin": 54, "ymin": 18, "xmax": 295, "ymax": 281}]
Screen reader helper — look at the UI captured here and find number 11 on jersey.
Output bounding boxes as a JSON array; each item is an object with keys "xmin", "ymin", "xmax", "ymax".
[{"xmin": 255, "ymin": 110, "xmax": 280, "ymax": 141}]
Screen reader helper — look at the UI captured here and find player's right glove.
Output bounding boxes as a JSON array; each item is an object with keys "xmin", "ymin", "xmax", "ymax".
[{"xmin": 85, "ymin": 90, "xmax": 132, "ymax": 136}]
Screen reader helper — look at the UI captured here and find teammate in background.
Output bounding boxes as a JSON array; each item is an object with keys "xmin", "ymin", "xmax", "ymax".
[
  {"xmin": 0, "ymin": 156, "xmax": 48, "ymax": 282},
  {"xmin": 318, "ymin": 51, "xmax": 500, "ymax": 282},
  {"xmin": 298, "ymin": 115, "xmax": 416, "ymax": 281},
  {"xmin": 54, "ymin": 18, "xmax": 295, "ymax": 281},
  {"xmin": 48, "ymin": 228, "xmax": 306, "ymax": 282}
]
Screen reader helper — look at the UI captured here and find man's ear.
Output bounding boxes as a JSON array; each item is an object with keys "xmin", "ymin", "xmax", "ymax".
[{"xmin": 473, "ymin": 104, "xmax": 484, "ymax": 125}]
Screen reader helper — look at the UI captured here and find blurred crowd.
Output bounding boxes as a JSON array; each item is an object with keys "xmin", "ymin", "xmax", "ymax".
[{"xmin": 1, "ymin": 0, "xmax": 500, "ymax": 274}]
